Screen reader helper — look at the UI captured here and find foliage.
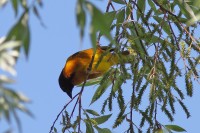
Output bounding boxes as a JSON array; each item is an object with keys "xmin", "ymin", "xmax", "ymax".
[
  {"xmin": 0, "ymin": 0, "xmax": 42, "ymax": 132},
  {"xmin": 1, "ymin": 0, "xmax": 200, "ymax": 132},
  {"xmin": 50, "ymin": 0, "xmax": 200, "ymax": 132}
]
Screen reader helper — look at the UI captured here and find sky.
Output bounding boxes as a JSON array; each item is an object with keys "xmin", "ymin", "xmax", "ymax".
[{"xmin": 0, "ymin": 0, "xmax": 200, "ymax": 133}]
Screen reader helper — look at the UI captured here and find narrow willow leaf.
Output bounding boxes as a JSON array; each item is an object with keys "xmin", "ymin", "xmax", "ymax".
[
  {"xmin": 163, "ymin": 108, "xmax": 174, "ymax": 121},
  {"xmin": 155, "ymin": 128, "xmax": 164, "ymax": 133},
  {"xmin": 178, "ymin": 99, "xmax": 190, "ymax": 118},
  {"xmin": 145, "ymin": 9, "xmax": 153, "ymax": 25},
  {"xmin": 85, "ymin": 121, "xmax": 95, "ymax": 133},
  {"xmin": 91, "ymin": 68, "xmax": 115, "ymax": 104},
  {"xmin": 116, "ymin": 8, "xmax": 125, "ymax": 25},
  {"xmin": 135, "ymin": 76, "xmax": 143, "ymax": 91},
  {"xmin": 104, "ymin": 11, "xmax": 116, "ymax": 27},
  {"xmin": 185, "ymin": 74, "xmax": 193, "ymax": 97},
  {"xmin": 127, "ymin": 33, "xmax": 147, "ymax": 61},
  {"xmin": 86, "ymin": 109, "xmax": 100, "ymax": 116},
  {"xmin": 149, "ymin": 103, "xmax": 155, "ymax": 119},
  {"xmin": 53, "ymin": 127, "xmax": 57, "ymax": 133},
  {"xmin": 23, "ymin": 24, "xmax": 30, "ymax": 57},
  {"xmin": 19, "ymin": 0, "xmax": 27, "ymax": 9},
  {"xmin": 112, "ymin": 75, "xmax": 124, "ymax": 93},
  {"xmin": 165, "ymin": 124, "xmax": 186, "ymax": 132},
  {"xmin": 117, "ymin": 87, "xmax": 125, "ymax": 110},
  {"xmin": 116, "ymin": 8, "xmax": 125, "ymax": 34},
  {"xmin": 11, "ymin": 0, "xmax": 18, "ymax": 16},
  {"xmin": 137, "ymin": 81, "xmax": 148, "ymax": 105},
  {"xmin": 76, "ymin": 0, "xmax": 86, "ymax": 40},
  {"xmin": 147, "ymin": 127, "xmax": 151, "ymax": 133},
  {"xmin": 139, "ymin": 108, "xmax": 153, "ymax": 127},
  {"xmin": 90, "ymin": 24, "xmax": 97, "ymax": 48},
  {"xmin": 169, "ymin": 50, "xmax": 176, "ymax": 78},
  {"xmin": 108, "ymin": 92, "xmax": 113, "ymax": 111},
  {"xmin": 175, "ymin": 0, "xmax": 197, "ymax": 20},
  {"xmin": 101, "ymin": 99, "xmax": 107, "ymax": 114},
  {"xmin": 94, "ymin": 126, "xmax": 112, "ymax": 133},
  {"xmin": 78, "ymin": 76, "xmax": 102, "ymax": 87},
  {"xmin": 168, "ymin": 93, "xmax": 175, "ymax": 114},
  {"xmin": 90, "ymin": 79, "xmax": 112, "ymax": 104},
  {"xmin": 137, "ymin": 0, "xmax": 146, "ymax": 21},
  {"xmin": 91, "ymin": 114, "xmax": 112, "ymax": 125},
  {"xmin": 148, "ymin": 0, "xmax": 156, "ymax": 11},
  {"xmin": 125, "ymin": 3, "xmax": 132, "ymax": 19},
  {"xmin": 188, "ymin": 58, "xmax": 199, "ymax": 77},
  {"xmin": 13, "ymin": 109, "xmax": 22, "ymax": 133},
  {"xmin": 6, "ymin": 11, "xmax": 30, "ymax": 57},
  {"xmin": 173, "ymin": 85, "xmax": 184, "ymax": 99},
  {"xmin": 86, "ymin": 2, "xmax": 112, "ymax": 42},
  {"xmin": 113, "ymin": 109, "xmax": 126, "ymax": 128},
  {"xmin": 153, "ymin": 16, "xmax": 171, "ymax": 35}
]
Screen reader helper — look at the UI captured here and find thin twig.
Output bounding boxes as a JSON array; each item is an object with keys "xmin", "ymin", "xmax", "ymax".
[
  {"xmin": 69, "ymin": 96, "xmax": 79, "ymax": 119},
  {"xmin": 76, "ymin": 51, "xmax": 96, "ymax": 133},
  {"xmin": 49, "ymin": 93, "xmax": 79, "ymax": 133},
  {"xmin": 168, "ymin": 21, "xmax": 180, "ymax": 50},
  {"xmin": 152, "ymin": 0, "xmax": 200, "ymax": 51},
  {"xmin": 131, "ymin": 0, "xmax": 156, "ymax": 49}
]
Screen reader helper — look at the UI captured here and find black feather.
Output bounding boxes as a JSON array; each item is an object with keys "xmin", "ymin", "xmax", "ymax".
[{"xmin": 58, "ymin": 69, "xmax": 74, "ymax": 98}]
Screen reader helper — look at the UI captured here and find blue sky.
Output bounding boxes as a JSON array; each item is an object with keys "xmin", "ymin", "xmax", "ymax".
[{"xmin": 0, "ymin": 0, "xmax": 200, "ymax": 133}]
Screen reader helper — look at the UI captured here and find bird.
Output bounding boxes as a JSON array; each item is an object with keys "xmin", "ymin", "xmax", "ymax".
[{"xmin": 58, "ymin": 46, "xmax": 131, "ymax": 98}]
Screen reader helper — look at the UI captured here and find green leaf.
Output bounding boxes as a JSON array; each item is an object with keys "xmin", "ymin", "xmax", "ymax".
[
  {"xmin": 90, "ymin": 79, "xmax": 112, "ymax": 104},
  {"xmin": 78, "ymin": 76, "xmax": 102, "ymax": 87},
  {"xmin": 148, "ymin": 0, "xmax": 156, "ymax": 11},
  {"xmin": 113, "ymin": 110, "xmax": 126, "ymax": 128},
  {"xmin": 6, "ymin": 11, "xmax": 30, "ymax": 57},
  {"xmin": 90, "ymin": 68, "xmax": 115, "ymax": 104},
  {"xmin": 155, "ymin": 128, "xmax": 164, "ymax": 133},
  {"xmin": 117, "ymin": 9, "xmax": 125, "ymax": 24},
  {"xmin": 112, "ymin": 74, "xmax": 124, "ymax": 93},
  {"xmin": 112, "ymin": 0, "xmax": 126, "ymax": 5},
  {"xmin": 174, "ymin": 0, "xmax": 196, "ymax": 20},
  {"xmin": 53, "ymin": 127, "xmax": 57, "ymax": 133},
  {"xmin": 104, "ymin": 11, "xmax": 116, "ymax": 27},
  {"xmin": 91, "ymin": 114, "xmax": 112, "ymax": 125},
  {"xmin": 185, "ymin": 73, "xmax": 193, "ymax": 97},
  {"xmin": 116, "ymin": 8, "xmax": 125, "ymax": 31},
  {"xmin": 23, "ymin": 24, "xmax": 30, "ymax": 57},
  {"xmin": 33, "ymin": 5, "xmax": 45, "ymax": 27},
  {"xmin": 94, "ymin": 126, "xmax": 112, "ymax": 133},
  {"xmin": 86, "ymin": 1, "xmax": 113, "ymax": 46},
  {"xmin": 125, "ymin": 3, "xmax": 132, "ymax": 19},
  {"xmin": 85, "ymin": 121, "xmax": 95, "ymax": 133},
  {"xmin": 178, "ymin": 99, "xmax": 190, "ymax": 118},
  {"xmin": 165, "ymin": 125, "xmax": 186, "ymax": 132},
  {"xmin": 137, "ymin": 0, "xmax": 146, "ymax": 21},
  {"xmin": 19, "ymin": 0, "xmax": 27, "ymax": 9},
  {"xmin": 86, "ymin": 109, "xmax": 100, "ymax": 116},
  {"xmin": 11, "ymin": 0, "xmax": 18, "ymax": 16},
  {"xmin": 153, "ymin": 16, "xmax": 171, "ymax": 35},
  {"xmin": 76, "ymin": 0, "xmax": 86, "ymax": 40}
]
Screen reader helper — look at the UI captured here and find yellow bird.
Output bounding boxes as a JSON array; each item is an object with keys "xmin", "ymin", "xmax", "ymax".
[{"xmin": 59, "ymin": 46, "xmax": 130, "ymax": 98}]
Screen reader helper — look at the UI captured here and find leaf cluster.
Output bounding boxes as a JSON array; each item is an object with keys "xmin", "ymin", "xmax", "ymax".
[
  {"xmin": 55, "ymin": 0, "xmax": 200, "ymax": 132},
  {"xmin": 0, "ymin": 0, "xmax": 43, "ymax": 132}
]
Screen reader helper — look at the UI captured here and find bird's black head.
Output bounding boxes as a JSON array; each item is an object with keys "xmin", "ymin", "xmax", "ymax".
[{"xmin": 59, "ymin": 70, "xmax": 74, "ymax": 98}]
